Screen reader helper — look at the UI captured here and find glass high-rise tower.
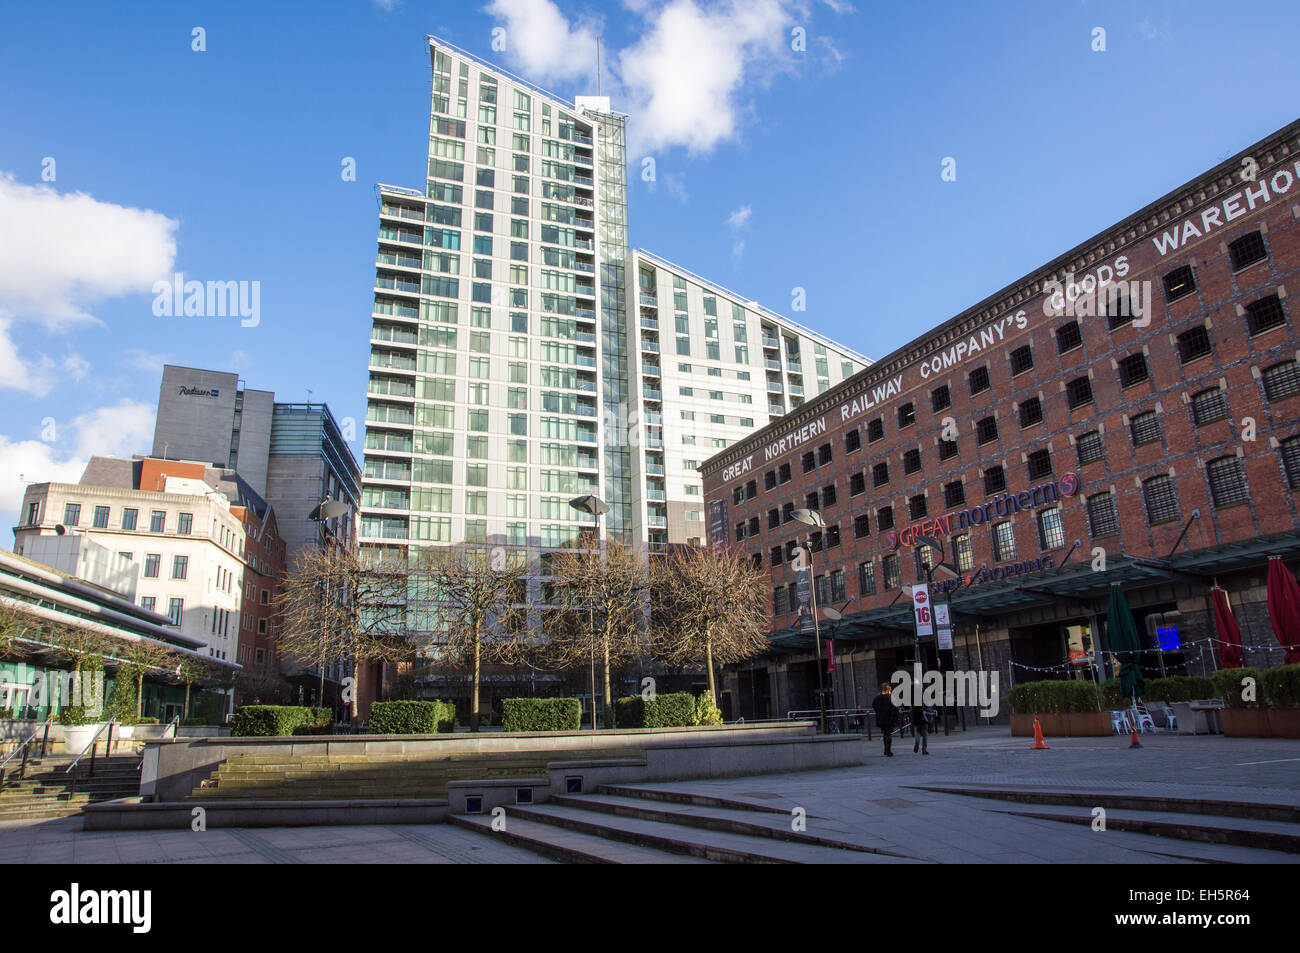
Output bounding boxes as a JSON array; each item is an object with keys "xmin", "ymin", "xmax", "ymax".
[{"xmin": 361, "ymin": 37, "xmax": 869, "ymax": 580}]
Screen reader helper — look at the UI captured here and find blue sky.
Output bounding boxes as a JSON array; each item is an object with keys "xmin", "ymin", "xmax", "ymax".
[{"xmin": 0, "ymin": 0, "xmax": 1295, "ymax": 530}]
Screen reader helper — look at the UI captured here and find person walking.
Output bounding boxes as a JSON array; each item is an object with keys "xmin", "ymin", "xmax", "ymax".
[
  {"xmin": 872, "ymin": 682, "xmax": 898, "ymax": 757},
  {"xmin": 912, "ymin": 699, "xmax": 930, "ymax": 754}
]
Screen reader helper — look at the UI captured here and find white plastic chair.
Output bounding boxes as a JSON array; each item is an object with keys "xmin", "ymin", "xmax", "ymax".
[
  {"xmin": 1131, "ymin": 702, "xmax": 1157, "ymax": 733},
  {"xmin": 1110, "ymin": 710, "xmax": 1132, "ymax": 734}
]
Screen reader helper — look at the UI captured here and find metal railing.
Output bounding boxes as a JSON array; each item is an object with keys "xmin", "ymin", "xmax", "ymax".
[
  {"xmin": 0, "ymin": 716, "xmax": 54, "ymax": 786},
  {"xmin": 65, "ymin": 716, "xmax": 117, "ymax": 781},
  {"xmin": 787, "ymin": 708, "xmax": 877, "ymax": 738}
]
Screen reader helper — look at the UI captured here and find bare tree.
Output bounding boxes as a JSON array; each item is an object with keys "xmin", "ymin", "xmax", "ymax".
[
  {"xmin": 545, "ymin": 541, "xmax": 650, "ymax": 729},
  {"xmin": 650, "ymin": 545, "xmax": 769, "ymax": 708},
  {"xmin": 117, "ymin": 638, "xmax": 176, "ymax": 720},
  {"xmin": 172, "ymin": 654, "xmax": 211, "ymax": 719},
  {"xmin": 277, "ymin": 543, "xmax": 413, "ymax": 719},
  {"xmin": 0, "ymin": 600, "xmax": 43, "ymax": 658},
  {"xmin": 413, "ymin": 544, "xmax": 530, "ymax": 731}
]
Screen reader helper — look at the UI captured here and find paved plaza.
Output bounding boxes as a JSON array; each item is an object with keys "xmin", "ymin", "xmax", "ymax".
[{"xmin": 3, "ymin": 727, "xmax": 1298, "ymax": 863}]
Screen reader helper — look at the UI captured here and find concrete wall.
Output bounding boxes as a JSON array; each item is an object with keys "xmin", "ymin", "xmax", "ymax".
[
  {"xmin": 141, "ymin": 722, "xmax": 820, "ymax": 802},
  {"xmin": 153, "ymin": 366, "xmax": 239, "ymax": 467}
]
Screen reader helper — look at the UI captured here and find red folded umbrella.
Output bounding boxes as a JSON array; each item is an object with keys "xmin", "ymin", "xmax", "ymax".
[
  {"xmin": 1266, "ymin": 557, "xmax": 1300, "ymax": 665},
  {"xmin": 1212, "ymin": 586, "xmax": 1243, "ymax": 668}
]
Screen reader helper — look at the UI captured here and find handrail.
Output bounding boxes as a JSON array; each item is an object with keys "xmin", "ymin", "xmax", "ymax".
[
  {"xmin": 0, "ymin": 716, "xmax": 54, "ymax": 771},
  {"xmin": 164, "ymin": 714, "xmax": 180, "ymax": 739},
  {"xmin": 65, "ymin": 716, "xmax": 115, "ymax": 774}
]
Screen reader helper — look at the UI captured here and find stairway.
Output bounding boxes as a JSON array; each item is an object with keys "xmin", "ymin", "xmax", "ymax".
[
  {"xmin": 186, "ymin": 748, "xmax": 643, "ymax": 801},
  {"xmin": 911, "ymin": 785, "xmax": 1300, "ymax": 861},
  {"xmin": 0, "ymin": 755, "xmax": 142, "ymax": 821},
  {"xmin": 450, "ymin": 785, "xmax": 924, "ymax": 863}
]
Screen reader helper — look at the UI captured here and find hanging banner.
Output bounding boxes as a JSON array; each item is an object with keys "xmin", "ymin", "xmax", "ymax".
[
  {"xmin": 912, "ymin": 583, "xmax": 934, "ymax": 637},
  {"xmin": 795, "ymin": 568, "xmax": 813, "ymax": 633},
  {"xmin": 935, "ymin": 602, "xmax": 952, "ymax": 650}
]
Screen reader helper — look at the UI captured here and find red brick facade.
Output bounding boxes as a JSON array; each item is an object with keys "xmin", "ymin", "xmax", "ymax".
[{"xmin": 702, "ymin": 120, "xmax": 1300, "ymax": 722}]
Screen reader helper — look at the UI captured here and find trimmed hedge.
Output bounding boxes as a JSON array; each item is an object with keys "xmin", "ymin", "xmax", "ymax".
[
  {"xmin": 1142, "ymin": 676, "xmax": 1216, "ymax": 703},
  {"xmin": 501, "ymin": 697, "xmax": 581, "ymax": 732},
  {"xmin": 368, "ymin": 700, "xmax": 455, "ymax": 734},
  {"xmin": 1209, "ymin": 667, "xmax": 1262, "ymax": 708},
  {"xmin": 1261, "ymin": 664, "xmax": 1300, "ymax": 708},
  {"xmin": 231, "ymin": 705, "xmax": 332, "ymax": 737},
  {"xmin": 614, "ymin": 692, "xmax": 696, "ymax": 728},
  {"xmin": 1007, "ymin": 680, "xmax": 1099, "ymax": 714}
]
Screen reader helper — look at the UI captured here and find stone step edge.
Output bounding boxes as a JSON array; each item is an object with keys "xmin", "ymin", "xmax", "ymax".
[
  {"xmin": 910, "ymin": 785, "xmax": 1300, "ymax": 824},
  {"xmin": 448, "ymin": 813, "xmax": 695, "ymax": 865},
  {"xmin": 989, "ymin": 806, "xmax": 1300, "ymax": 855},
  {"xmin": 552, "ymin": 793, "xmax": 904, "ymax": 857},
  {"xmin": 598, "ymin": 784, "xmax": 796, "ymax": 816}
]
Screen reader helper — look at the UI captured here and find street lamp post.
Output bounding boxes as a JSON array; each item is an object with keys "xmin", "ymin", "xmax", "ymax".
[
  {"xmin": 792, "ymin": 508, "xmax": 829, "ymax": 733},
  {"xmin": 915, "ymin": 534, "xmax": 960, "ymax": 735},
  {"xmin": 309, "ymin": 499, "xmax": 354, "ymax": 722},
  {"xmin": 569, "ymin": 495, "xmax": 609, "ymax": 731}
]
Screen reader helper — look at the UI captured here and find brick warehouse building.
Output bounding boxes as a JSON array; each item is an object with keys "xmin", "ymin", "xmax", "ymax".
[{"xmin": 701, "ymin": 118, "xmax": 1300, "ymax": 723}]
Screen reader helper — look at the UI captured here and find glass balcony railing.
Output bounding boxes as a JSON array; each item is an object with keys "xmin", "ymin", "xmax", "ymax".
[
  {"xmin": 765, "ymin": 358, "xmax": 782, "ymax": 371},
  {"xmin": 643, "ymin": 387, "xmax": 662, "ymax": 400},
  {"xmin": 645, "ymin": 463, "xmax": 666, "ymax": 476},
  {"xmin": 639, "ymin": 293, "xmax": 658, "ymax": 307},
  {"xmin": 788, "ymin": 383, "xmax": 804, "ymax": 396},
  {"xmin": 647, "ymin": 515, "xmax": 668, "ymax": 528},
  {"xmin": 640, "ymin": 316, "xmax": 659, "ymax": 330},
  {"xmin": 641, "ymin": 340, "xmax": 660, "ymax": 353},
  {"xmin": 766, "ymin": 379, "xmax": 783, "ymax": 392},
  {"xmin": 768, "ymin": 403, "xmax": 785, "ymax": 414},
  {"xmin": 644, "ymin": 413, "xmax": 663, "ymax": 426},
  {"xmin": 762, "ymin": 336, "xmax": 779, "ymax": 349},
  {"xmin": 642, "ymin": 363, "xmax": 661, "ymax": 377}
]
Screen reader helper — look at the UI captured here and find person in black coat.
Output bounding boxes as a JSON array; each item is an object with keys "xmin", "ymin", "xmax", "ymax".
[
  {"xmin": 912, "ymin": 700, "xmax": 930, "ymax": 754},
  {"xmin": 871, "ymin": 682, "xmax": 899, "ymax": 757}
]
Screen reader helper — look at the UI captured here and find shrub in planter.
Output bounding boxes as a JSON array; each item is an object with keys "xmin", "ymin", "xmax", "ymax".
[
  {"xmin": 59, "ymin": 705, "xmax": 94, "ymax": 727},
  {"xmin": 694, "ymin": 693, "xmax": 724, "ymax": 726},
  {"xmin": 1210, "ymin": 667, "xmax": 1261, "ymax": 708},
  {"xmin": 614, "ymin": 692, "xmax": 695, "ymax": 728},
  {"xmin": 501, "ymin": 697, "xmax": 581, "ymax": 732},
  {"xmin": 135, "ymin": 717, "xmax": 159, "ymax": 725},
  {"xmin": 1008, "ymin": 680, "xmax": 1094, "ymax": 714},
  {"xmin": 1261, "ymin": 664, "xmax": 1300, "ymax": 708},
  {"xmin": 231, "ymin": 705, "xmax": 319, "ymax": 736},
  {"xmin": 368, "ymin": 700, "xmax": 455, "ymax": 734},
  {"xmin": 0, "ymin": 708, "xmax": 13, "ymax": 719}
]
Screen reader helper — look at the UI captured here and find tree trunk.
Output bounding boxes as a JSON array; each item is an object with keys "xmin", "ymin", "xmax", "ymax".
[
  {"xmin": 184, "ymin": 683, "xmax": 191, "ymax": 719},
  {"xmin": 602, "ymin": 623, "xmax": 613, "ymax": 729},
  {"xmin": 471, "ymin": 619, "xmax": 481, "ymax": 732},
  {"xmin": 135, "ymin": 672, "xmax": 144, "ymax": 719},
  {"xmin": 704, "ymin": 626, "xmax": 716, "ymax": 706},
  {"xmin": 350, "ymin": 656, "xmax": 359, "ymax": 722}
]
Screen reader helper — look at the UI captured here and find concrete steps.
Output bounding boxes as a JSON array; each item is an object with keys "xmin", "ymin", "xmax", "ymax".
[
  {"xmin": 913, "ymin": 785, "xmax": 1300, "ymax": 861},
  {"xmin": 0, "ymin": 755, "xmax": 140, "ymax": 820},
  {"xmin": 449, "ymin": 813, "xmax": 716, "ymax": 864}
]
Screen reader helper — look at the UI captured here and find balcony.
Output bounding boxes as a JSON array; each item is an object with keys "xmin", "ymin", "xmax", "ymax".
[
  {"xmin": 762, "ymin": 334, "xmax": 779, "ymax": 349},
  {"xmin": 764, "ymin": 359, "xmax": 782, "ymax": 371},
  {"xmin": 788, "ymin": 383, "xmax": 804, "ymax": 396},
  {"xmin": 573, "ymin": 153, "xmax": 593, "ymax": 167},
  {"xmin": 645, "ymin": 437, "xmax": 664, "ymax": 450},
  {"xmin": 645, "ymin": 463, "xmax": 666, "ymax": 476},
  {"xmin": 573, "ymin": 261, "xmax": 595, "ymax": 273},
  {"xmin": 573, "ymin": 353, "xmax": 596, "ymax": 368},
  {"xmin": 643, "ymin": 387, "xmax": 662, "ymax": 401},
  {"xmin": 572, "ymin": 132, "xmax": 593, "ymax": 146},
  {"xmin": 575, "ymin": 306, "xmax": 596, "ymax": 319},
  {"xmin": 380, "ymin": 205, "xmax": 424, "ymax": 222},
  {"xmin": 766, "ymin": 378, "xmax": 783, "ymax": 392},
  {"xmin": 640, "ymin": 339, "xmax": 660, "ymax": 353},
  {"xmin": 640, "ymin": 315, "xmax": 659, "ymax": 330},
  {"xmin": 642, "ymin": 362, "xmax": 661, "ymax": 377},
  {"xmin": 646, "ymin": 489, "xmax": 666, "ymax": 502},
  {"xmin": 787, "ymin": 362, "xmax": 803, "ymax": 374},
  {"xmin": 768, "ymin": 403, "xmax": 785, "ymax": 415},
  {"xmin": 371, "ymin": 328, "xmax": 418, "ymax": 346},
  {"xmin": 574, "ymin": 330, "xmax": 596, "ymax": 344},
  {"xmin": 647, "ymin": 515, "xmax": 668, "ymax": 529},
  {"xmin": 644, "ymin": 412, "xmax": 663, "ymax": 426},
  {"xmin": 574, "ymin": 284, "xmax": 596, "ymax": 297},
  {"xmin": 576, "ymin": 455, "xmax": 599, "ymax": 470},
  {"xmin": 574, "ymin": 238, "xmax": 593, "ymax": 250},
  {"xmin": 639, "ymin": 293, "xmax": 658, "ymax": 307}
]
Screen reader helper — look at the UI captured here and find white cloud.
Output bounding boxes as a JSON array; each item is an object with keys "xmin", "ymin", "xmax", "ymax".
[
  {"xmin": 482, "ymin": 0, "xmax": 803, "ymax": 157},
  {"xmin": 62, "ymin": 354, "xmax": 91, "ymax": 382},
  {"xmin": 484, "ymin": 0, "xmax": 601, "ymax": 85},
  {"xmin": 725, "ymin": 204, "xmax": 753, "ymax": 229},
  {"xmin": 616, "ymin": 0, "xmax": 799, "ymax": 156},
  {"xmin": 0, "ymin": 174, "xmax": 177, "ymax": 394},
  {"xmin": 821, "ymin": 0, "xmax": 854, "ymax": 13},
  {"xmin": 0, "ymin": 399, "xmax": 155, "ymax": 527},
  {"xmin": 726, "ymin": 203, "xmax": 752, "ymax": 263},
  {"xmin": 663, "ymin": 171, "xmax": 690, "ymax": 202},
  {"xmin": 122, "ymin": 349, "xmax": 170, "ymax": 375}
]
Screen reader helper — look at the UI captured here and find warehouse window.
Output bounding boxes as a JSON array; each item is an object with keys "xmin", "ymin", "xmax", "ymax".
[
  {"xmin": 854, "ymin": 514, "xmax": 871, "ymax": 539},
  {"xmin": 1177, "ymin": 326, "xmax": 1212, "ymax": 364},
  {"xmin": 1056, "ymin": 321, "xmax": 1082, "ymax": 353},
  {"xmin": 1207, "ymin": 455, "xmax": 1249, "ymax": 508},
  {"xmin": 1143, "ymin": 474, "xmax": 1181, "ymax": 525},
  {"xmin": 1130, "ymin": 411, "xmax": 1163, "ymax": 447},
  {"xmin": 952, "ymin": 534, "xmax": 973, "ymax": 572},
  {"xmin": 818, "ymin": 443, "xmax": 833, "ymax": 466},
  {"xmin": 872, "ymin": 462, "xmax": 889, "ymax": 487},
  {"xmin": 1118, "ymin": 352, "xmax": 1149, "ymax": 388},
  {"xmin": 969, "ymin": 365, "xmax": 990, "ymax": 396},
  {"xmin": 770, "ymin": 545, "xmax": 783, "ymax": 567},
  {"xmin": 983, "ymin": 465, "xmax": 1006, "ymax": 495},
  {"xmin": 1280, "ymin": 436, "xmax": 1300, "ymax": 490},
  {"xmin": 931, "ymin": 384, "xmax": 951, "ymax": 412},
  {"xmin": 1019, "ymin": 396, "xmax": 1043, "ymax": 428},
  {"xmin": 1066, "ymin": 376, "xmax": 1093, "ymax": 409},
  {"xmin": 909, "ymin": 494, "xmax": 927, "ymax": 520},
  {"xmin": 938, "ymin": 438, "xmax": 958, "ymax": 460},
  {"xmin": 1076, "ymin": 430, "xmax": 1105, "ymax": 466},
  {"xmin": 903, "ymin": 448, "xmax": 922, "ymax": 474},
  {"xmin": 1037, "ymin": 508, "xmax": 1065, "ymax": 551},
  {"xmin": 1228, "ymin": 230, "xmax": 1268, "ymax": 271},
  {"xmin": 845, "ymin": 429, "xmax": 862, "ymax": 453},
  {"xmin": 802, "ymin": 451, "xmax": 815, "ymax": 473},
  {"xmin": 858, "ymin": 561, "xmax": 876, "ymax": 596},
  {"xmin": 882, "ymin": 554, "xmax": 901, "ymax": 590},
  {"xmin": 867, "ymin": 417, "xmax": 884, "ymax": 443},
  {"xmin": 898, "ymin": 403, "xmax": 916, "ymax": 429},
  {"xmin": 1027, "ymin": 449, "xmax": 1053, "ymax": 480},
  {"xmin": 1086, "ymin": 491, "xmax": 1120, "ymax": 539},
  {"xmin": 850, "ymin": 472, "xmax": 866, "ymax": 496},
  {"xmin": 1010, "ymin": 345, "xmax": 1034, "ymax": 376},
  {"xmin": 1191, "ymin": 387, "xmax": 1229, "ymax": 426},
  {"xmin": 976, "ymin": 416, "xmax": 998, "ymax": 444},
  {"xmin": 1163, "ymin": 265, "xmax": 1196, "ymax": 302},
  {"xmin": 877, "ymin": 506, "xmax": 894, "ymax": 531},
  {"xmin": 944, "ymin": 480, "xmax": 965, "ymax": 508},
  {"xmin": 1106, "ymin": 285, "xmax": 1136, "ymax": 330},
  {"xmin": 993, "ymin": 522, "xmax": 1018, "ymax": 562},
  {"xmin": 1263, "ymin": 361, "xmax": 1300, "ymax": 402}
]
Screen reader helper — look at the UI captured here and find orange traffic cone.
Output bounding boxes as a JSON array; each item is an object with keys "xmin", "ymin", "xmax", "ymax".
[
  {"xmin": 1030, "ymin": 718, "xmax": 1050, "ymax": 750},
  {"xmin": 1129, "ymin": 727, "xmax": 1142, "ymax": 749}
]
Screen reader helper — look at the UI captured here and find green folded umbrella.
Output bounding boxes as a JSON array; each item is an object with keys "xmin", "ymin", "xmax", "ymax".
[{"xmin": 1107, "ymin": 584, "xmax": 1145, "ymax": 701}]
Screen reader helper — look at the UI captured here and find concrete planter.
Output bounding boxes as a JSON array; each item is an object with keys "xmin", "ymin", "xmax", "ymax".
[
  {"xmin": 116, "ymin": 725, "xmax": 136, "ymax": 739},
  {"xmin": 1010, "ymin": 712, "xmax": 1111, "ymax": 737},
  {"xmin": 1268, "ymin": 709, "xmax": 1300, "ymax": 738},
  {"xmin": 1220, "ymin": 709, "xmax": 1271, "ymax": 737},
  {"xmin": 62, "ymin": 723, "xmax": 103, "ymax": 754}
]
